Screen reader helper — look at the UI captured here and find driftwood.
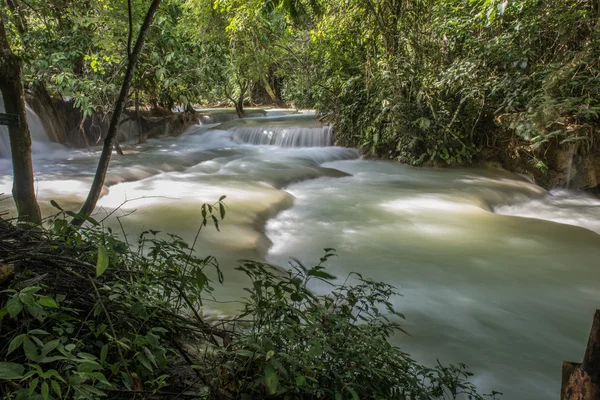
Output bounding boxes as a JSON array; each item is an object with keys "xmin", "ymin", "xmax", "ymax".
[{"xmin": 561, "ymin": 310, "xmax": 600, "ymax": 400}]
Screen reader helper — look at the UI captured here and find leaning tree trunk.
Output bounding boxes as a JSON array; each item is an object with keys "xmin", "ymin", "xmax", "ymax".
[
  {"xmin": 71, "ymin": 0, "xmax": 161, "ymax": 226},
  {"xmin": 0, "ymin": 17, "xmax": 42, "ymax": 224}
]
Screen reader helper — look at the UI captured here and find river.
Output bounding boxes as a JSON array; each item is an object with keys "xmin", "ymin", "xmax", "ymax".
[{"xmin": 1, "ymin": 110, "xmax": 599, "ymax": 399}]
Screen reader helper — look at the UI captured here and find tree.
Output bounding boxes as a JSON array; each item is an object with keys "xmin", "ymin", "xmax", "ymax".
[
  {"xmin": 71, "ymin": 0, "xmax": 161, "ymax": 226},
  {"xmin": 182, "ymin": 0, "xmax": 292, "ymax": 115},
  {"xmin": 0, "ymin": 15, "xmax": 42, "ymax": 224}
]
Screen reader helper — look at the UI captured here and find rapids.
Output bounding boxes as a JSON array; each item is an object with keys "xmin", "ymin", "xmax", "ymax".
[{"xmin": 1, "ymin": 109, "xmax": 599, "ymax": 399}]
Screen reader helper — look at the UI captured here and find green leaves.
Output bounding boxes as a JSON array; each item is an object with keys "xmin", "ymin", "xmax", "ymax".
[
  {"xmin": 6, "ymin": 297, "xmax": 23, "ymax": 318},
  {"xmin": 0, "ymin": 362, "xmax": 25, "ymax": 380},
  {"xmin": 306, "ymin": 268, "xmax": 335, "ymax": 280},
  {"xmin": 41, "ymin": 381, "xmax": 49, "ymax": 400},
  {"xmin": 7, "ymin": 334, "xmax": 27, "ymax": 355},
  {"xmin": 224, "ymin": 248, "xmax": 494, "ymax": 399},
  {"xmin": 96, "ymin": 245, "xmax": 109, "ymax": 277},
  {"xmin": 51, "ymin": 379, "xmax": 62, "ymax": 397},
  {"xmin": 24, "ymin": 339, "xmax": 40, "ymax": 362},
  {"xmin": 264, "ymin": 363, "xmax": 279, "ymax": 395},
  {"xmin": 37, "ymin": 297, "xmax": 58, "ymax": 309}
]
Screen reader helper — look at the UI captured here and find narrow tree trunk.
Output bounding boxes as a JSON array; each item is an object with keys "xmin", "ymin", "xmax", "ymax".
[
  {"xmin": 234, "ymin": 82, "xmax": 248, "ymax": 118},
  {"xmin": 185, "ymin": 103, "xmax": 196, "ymax": 114},
  {"xmin": 71, "ymin": 0, "xmax": 161, "ymax": 226},
  {"xmin": 234, "ymin": 95, "xmax": 245, "ymax": 118},
  {"xmin": 0, "ymin": 17, "xmax": 42, "ymax": 224}
]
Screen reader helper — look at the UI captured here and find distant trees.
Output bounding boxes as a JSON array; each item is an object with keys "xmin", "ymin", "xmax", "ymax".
[{"xmin": 183, "ymin": 0, "xmax": 296, "ymax": 115}]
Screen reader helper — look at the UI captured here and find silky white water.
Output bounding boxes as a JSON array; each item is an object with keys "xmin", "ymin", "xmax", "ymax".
[
  {"xmin": 0, "ymin": 111, "xmax": 599, "ymax": 399},
  {"xmin": 0, "ymin": 95, "xmax": 59, "ymax": 158}
]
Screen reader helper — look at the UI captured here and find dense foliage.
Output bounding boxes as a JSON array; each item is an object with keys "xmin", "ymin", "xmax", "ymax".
[
  {"xmin": 286, "ymin": 0, "xmax": 600, "ymax": 168},
  {"xmin": 1, "ymin": 0, "xmax": 300, "ymax": 114},
  {"xmin": 4, "ymin": 0, "xmax": 597, "ymax": 172},
  {"xmin": 0, "ymin": 203, "xmax": 497, "ymax": 399}
]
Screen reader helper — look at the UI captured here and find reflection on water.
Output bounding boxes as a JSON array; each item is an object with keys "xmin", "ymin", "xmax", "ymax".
[{"xmin": 0, "ymin": 113, "xmax": 599, "ymax": 400}]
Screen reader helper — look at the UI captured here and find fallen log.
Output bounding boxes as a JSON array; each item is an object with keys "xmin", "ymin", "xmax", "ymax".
[{"xmin": 561, "ymin": 310, "xmax": 600, "ymax": 400}]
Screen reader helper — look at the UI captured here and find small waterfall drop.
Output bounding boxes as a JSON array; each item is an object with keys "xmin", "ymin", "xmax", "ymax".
[
  {"xmin": 0, "ymin": 94, "xmax": 53, "ymax": 158},
  {"xmin": 566, "ymin": 146, "xmax": 575, "ymax": 188},
  {"xmin": 231, "ymin": 125, "xmax": 333, "ymax": 147}
]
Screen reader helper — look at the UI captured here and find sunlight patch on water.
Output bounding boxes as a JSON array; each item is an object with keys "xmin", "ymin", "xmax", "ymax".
[{"xmin": 380, "ymin": 196, "xmax": 487, "ymax": 214}]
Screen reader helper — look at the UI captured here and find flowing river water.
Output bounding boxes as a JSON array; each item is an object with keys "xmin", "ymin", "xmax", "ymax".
[{"xmin": 1, "ymin": 110, "xmax": 600, "ymax": 399}]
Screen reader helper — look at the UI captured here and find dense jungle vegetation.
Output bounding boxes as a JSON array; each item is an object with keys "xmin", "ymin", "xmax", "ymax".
[
  {"xmin": 0, "ymin": 0, "xmax": 598, "ymax": 398},
  {"xmin": 4, "ymin": 0, "xmax": 599, "ymax": 170}
]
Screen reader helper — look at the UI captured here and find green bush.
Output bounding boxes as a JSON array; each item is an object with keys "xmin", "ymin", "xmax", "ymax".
[
  {"xmin": 211, "ymin": 252, "xmax": 499, "ymax": 399},
  {"xmin": 0, "ymin": 203, "xmax": 496, "ymax": 399}
]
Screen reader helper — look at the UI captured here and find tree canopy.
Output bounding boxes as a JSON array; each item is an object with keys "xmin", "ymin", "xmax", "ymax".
[{"xmin": 1, "ymin": 0, "xmax": 598, "ymax": 169}]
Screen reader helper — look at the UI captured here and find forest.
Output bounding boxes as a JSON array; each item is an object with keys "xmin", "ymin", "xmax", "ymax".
[{"xmin": 1, "ymin": 0, "xmax": 600, "ymax": 399}]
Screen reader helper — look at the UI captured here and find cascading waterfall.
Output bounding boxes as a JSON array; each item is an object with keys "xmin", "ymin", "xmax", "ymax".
[
  {"xmin": 0, "ymin": 126, "xmax": 10, "ymax": 159},
  {"xmin": 0, "ymin": 94, "xmax": 53, "ymax": 158},
  {"xmin": 231, "ymin": 125, "xmax": 333, "ymax": 147}
]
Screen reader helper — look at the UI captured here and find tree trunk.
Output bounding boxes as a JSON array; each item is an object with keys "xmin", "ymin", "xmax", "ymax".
[
  {"xmin": 561, "ymin": 310, "xmax": 600, "ymax": 400},
  {"xmin": 0, "ymin": 17, "xmax": 42, "ymax": 224},
  {"xmin": 185, "ymin": 103, "xmax": 196, "ymax": 114},
  {"xmin": 234, "ymin": 96, "xmax": 245, "ymax": 118},
  {"xmin": 71, "ymin": 0, "xmax": 161, "ymax": 226},
  {"xmin": 234, "ymin": 82, "xmax": 248, "ymax": 118}
]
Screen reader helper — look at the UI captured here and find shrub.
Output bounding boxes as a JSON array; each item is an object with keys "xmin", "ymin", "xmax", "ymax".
[{"xmin": 0, "ymin": 202, "xmax": 497, "ymax": 399}]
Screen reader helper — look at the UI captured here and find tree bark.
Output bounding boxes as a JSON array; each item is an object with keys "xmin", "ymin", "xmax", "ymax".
[
  {"xmin": 71, "ymin": 0, "xmax": 161, "ymax": 226},
  {"xmin": 234, "ymin": 94, "xmax": 245, "ymax": 118},
  {"xmin": 561, "ymin": 310, "xmax": 600, "ymax": 400},
  {"xmin": 0, "ymin": 17, "xmax": 42, "ymax": 224},
  {"xmin": 225, "ymin": 80, "xmax": 248, "ymax": 118}
]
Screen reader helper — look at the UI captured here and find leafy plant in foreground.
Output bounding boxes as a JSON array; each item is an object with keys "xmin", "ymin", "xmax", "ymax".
[
  {"xmin": 0, "ymin": 198, "xmax": 496, "ymax": 399},
  {"xmin": 212, "ymin": 251, "xmax": 500, "ymax": 399}
]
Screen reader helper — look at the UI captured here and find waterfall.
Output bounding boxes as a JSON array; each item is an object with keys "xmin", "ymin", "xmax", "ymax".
[
  {"xmin": 231, "ymin": 125, "xmax": 333, "ymax": 147},
  {"xmin": 566, "ymin": 146, "xmax": 575, "ymax": 188},
  {"xmin": 0, "ymin": 94, "xmax": 53, "ymax": 158}
]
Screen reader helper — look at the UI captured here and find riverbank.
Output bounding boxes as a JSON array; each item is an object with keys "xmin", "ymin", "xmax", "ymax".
[
  {"xmin": 25, "ymin": 90, "xmax": 199, "ymax": 148},
  {"xmin": 21, "ymin": 93, "xmax": 600, "ymax": 196},
  {"xmin": 476, "ymin": 123, "xmax": 600, "ymax": 195},
  {"xmin": 339, "ymin": 120, "xmax": 600, "ymax": 195}
]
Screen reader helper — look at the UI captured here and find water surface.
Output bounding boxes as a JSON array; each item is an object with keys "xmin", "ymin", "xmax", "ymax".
[{"xmin": 1, "ymin": 111, "xmax": 599, "ymax": 399}]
